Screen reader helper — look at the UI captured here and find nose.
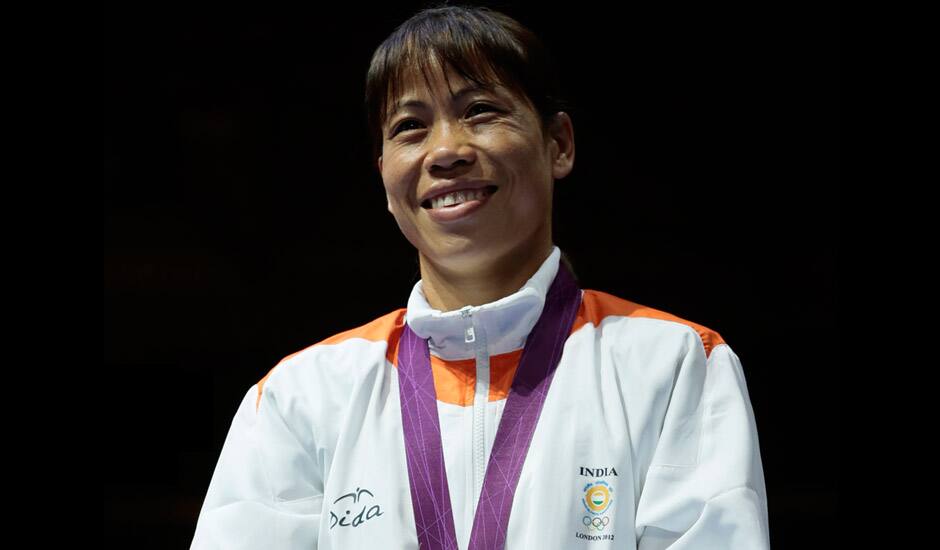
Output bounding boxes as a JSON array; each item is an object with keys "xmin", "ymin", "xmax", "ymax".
[{"xmin": 423, "ymin": 120, "xmax": 477, "ymax": 174}]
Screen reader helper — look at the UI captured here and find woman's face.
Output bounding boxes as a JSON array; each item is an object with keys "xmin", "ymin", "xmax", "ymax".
[{"xmin": 378, "ymin": 61, "xmax": 573, "ymax": 274}]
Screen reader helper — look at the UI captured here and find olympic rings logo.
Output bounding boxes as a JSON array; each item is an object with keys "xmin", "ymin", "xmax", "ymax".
[{"xmin": 582, "ymin": 515, "xmax": 611, "ymax": 531}]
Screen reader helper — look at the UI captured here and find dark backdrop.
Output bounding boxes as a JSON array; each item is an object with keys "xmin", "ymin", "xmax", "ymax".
[{"xmin": 104, "ymin": 2, "xmax": 840, "ymax": 547}]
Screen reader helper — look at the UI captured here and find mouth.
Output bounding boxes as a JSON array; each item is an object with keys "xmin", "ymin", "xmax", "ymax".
[
  {"xmin": 421, "ymin": 184, "xmax": 500, "ymax": 223},
  {"xmin": 421, "ymin": 184, "xmax": 499, "ymax": 210}
]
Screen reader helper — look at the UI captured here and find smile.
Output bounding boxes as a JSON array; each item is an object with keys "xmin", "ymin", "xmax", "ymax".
[{"xmin": 422, "ymin": 185, "xmax": 499, "ymax": 223}]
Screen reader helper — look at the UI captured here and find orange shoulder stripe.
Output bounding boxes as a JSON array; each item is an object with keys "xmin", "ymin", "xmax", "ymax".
[
  {"xmin": 257, "ymin": 289, "xmax": 725, "ymax": 411},
  {"xmin": 256, "ymin": 309, "xmax": 407, "ymax": 412},
  {"xmin": 573, "ymin": 289, "xmax": 726, "ymax": 357}
]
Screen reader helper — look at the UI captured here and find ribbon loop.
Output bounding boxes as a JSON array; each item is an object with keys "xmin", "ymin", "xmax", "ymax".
[{"xmin": 397, "ymin": 262, "xmax": 582, "ymax": 550}]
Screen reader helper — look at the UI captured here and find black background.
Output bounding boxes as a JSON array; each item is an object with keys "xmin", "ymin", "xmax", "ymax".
[{"xmin": 104, "ymin": 1, "xmax": 840, "ymax": 547}]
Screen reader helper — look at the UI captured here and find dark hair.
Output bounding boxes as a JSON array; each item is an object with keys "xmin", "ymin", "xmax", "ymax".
[{"xmin": 363, "ymin": 2, "xmax": 573, "ymax": 166}]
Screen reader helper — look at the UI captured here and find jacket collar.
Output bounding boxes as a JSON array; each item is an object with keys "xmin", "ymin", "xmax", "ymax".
[{"xmin": 405, "ymin": 245, "xmax": 562, "ymax": 361}]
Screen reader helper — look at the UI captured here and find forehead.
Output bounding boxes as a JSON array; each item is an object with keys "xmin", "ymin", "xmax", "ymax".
[{"xmin": 388, "ymin": 63, "xmax": 510, "ymax": 116}]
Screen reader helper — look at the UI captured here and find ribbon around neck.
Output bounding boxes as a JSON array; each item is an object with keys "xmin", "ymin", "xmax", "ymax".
[{"xmin": 397, "ymin": 261, "xmax": 582, "ymax": 550}]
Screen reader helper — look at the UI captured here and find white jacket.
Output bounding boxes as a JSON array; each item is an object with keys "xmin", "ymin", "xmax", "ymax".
[{"xmin": 190, "ymin": 245, "xmax": 770, "ymax": 549}]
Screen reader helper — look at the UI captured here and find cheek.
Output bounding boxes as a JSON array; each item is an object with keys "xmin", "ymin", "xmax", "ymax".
[
  {"xmin": 503, "ymin": 140, "xmax": 549, "ymax": 187},
  {"xmin": 498, "ymin": 128, "xmax": 546, "ymax": 165},
  {"xmin": 381, "ymin": 172, "xmax": 410, "ymax": 202},
  {"xmin": 380, "ymin": 154, "xmax": 421, "ymax": 198}
]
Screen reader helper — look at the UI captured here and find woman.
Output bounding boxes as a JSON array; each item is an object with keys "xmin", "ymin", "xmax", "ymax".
[{"xmin": 191, "ymin": 5, "xmax": 770, "ymax": 549}]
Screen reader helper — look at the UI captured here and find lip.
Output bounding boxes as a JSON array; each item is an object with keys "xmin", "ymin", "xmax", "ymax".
[
  {"xmin": 424, "ymin": 185, "xmax": 498, "ymax": 223},
  {"xmin": 419, "ymin": 180, "xmax": 496, "ymax": 206}
]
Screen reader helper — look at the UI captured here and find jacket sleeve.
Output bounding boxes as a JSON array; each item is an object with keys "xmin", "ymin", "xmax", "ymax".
[
  {"xmin": 190, "ymin": 379, "xmax": 324, "ymax": 549},
  {"xmin": 634, "ymin": 340, "xmax": 770, "ymax": 549}
]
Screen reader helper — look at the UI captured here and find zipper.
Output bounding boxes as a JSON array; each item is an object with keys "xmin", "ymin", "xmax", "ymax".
[
  {"xmin": 461, "ymin": 305, "xmax": 476, "ymax": 344},
  {"xmin": 460, "ymin": 304, "xmax": 489, "ymax": 522}
]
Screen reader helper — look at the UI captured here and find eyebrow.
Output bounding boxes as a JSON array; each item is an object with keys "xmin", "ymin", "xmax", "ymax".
[{"xmin": 390, "ymin": 83, "xmax": 495, "ymax": 117}]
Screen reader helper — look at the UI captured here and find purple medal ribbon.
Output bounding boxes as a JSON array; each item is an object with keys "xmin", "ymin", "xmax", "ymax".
[{"xmin": 397, "ymin": 262, "xmax": 582, "ymax": 550}]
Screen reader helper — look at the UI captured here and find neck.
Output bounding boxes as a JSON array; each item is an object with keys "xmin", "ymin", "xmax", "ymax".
[{"xmin": 418, "ymin": 238, "xmax": 554, "ymax": 312}]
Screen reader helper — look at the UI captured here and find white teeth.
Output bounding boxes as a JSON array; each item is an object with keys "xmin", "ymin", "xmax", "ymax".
[{"xmin": 430, "ymin": 188, "xmax": 488, "ymax": 209}]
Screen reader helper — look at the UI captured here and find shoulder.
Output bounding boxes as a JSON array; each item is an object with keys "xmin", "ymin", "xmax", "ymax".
[
  {"xmin": 575, "ymin": 288, "xmax": 727, "ymax": 359},
  {"xmin": 254, "ymin": 307, "xmax": 407, "ymax": 411}
]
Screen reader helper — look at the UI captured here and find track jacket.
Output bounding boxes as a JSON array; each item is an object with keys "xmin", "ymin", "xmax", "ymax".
[{"xmin": 190, "ymin": 245, "xmax": 771, "ymax": 549}]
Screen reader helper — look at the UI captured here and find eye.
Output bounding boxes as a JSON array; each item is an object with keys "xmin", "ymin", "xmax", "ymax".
[
  {"xmin": 466, "ymin": 102, "xmax": 496, "ymax": 116},
  {"xmin": 390, "ymin": 119, "xmax": 420, "ymax": 137},
  {"xmin": 390, "ymin": 103, "xmax": 498, "ymax": 137}
]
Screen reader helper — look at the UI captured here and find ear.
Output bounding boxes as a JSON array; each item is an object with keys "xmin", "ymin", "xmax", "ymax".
[
  {"xmin": 547, "ymin": 112, "xmax": 575, "ymax": 180},
  {"xmin": 377, "ymin": 155, "xmax": 383, "ymax": 174}
]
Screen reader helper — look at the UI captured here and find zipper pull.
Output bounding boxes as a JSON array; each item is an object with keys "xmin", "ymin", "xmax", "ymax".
[{"xmin": 460, "ymin": 305, "xmax": 476, "ymax": 343}]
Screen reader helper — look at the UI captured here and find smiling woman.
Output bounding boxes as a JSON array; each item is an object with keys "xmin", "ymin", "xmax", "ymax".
[
  {"xmin": 367, "ymin": 5, "xmax": 577, "ymax": 312},
  {"xmin": 189, "ymin": 4, "xmax": 771, "ymax": 550},
  {"xmin": 363, "ymin": 5, "xmax": 572, "ymax": 171}
]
